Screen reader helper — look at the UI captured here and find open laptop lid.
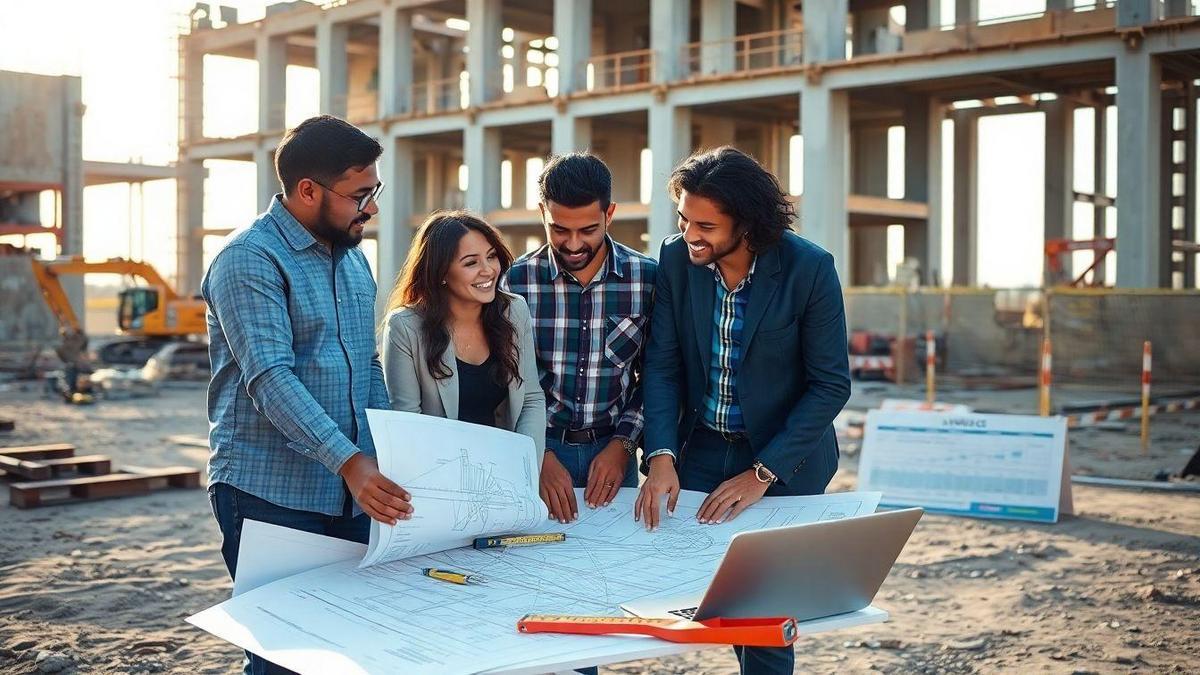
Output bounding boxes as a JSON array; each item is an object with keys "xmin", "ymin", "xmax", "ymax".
[{"xmin": 691, "ymin": 508, "xmax": 923, "ymax": 622}]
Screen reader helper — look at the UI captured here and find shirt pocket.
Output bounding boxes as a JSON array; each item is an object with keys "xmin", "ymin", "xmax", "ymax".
[{"xmin": 604, "ymin": 314, "xmax": 647, "ymax": 369}]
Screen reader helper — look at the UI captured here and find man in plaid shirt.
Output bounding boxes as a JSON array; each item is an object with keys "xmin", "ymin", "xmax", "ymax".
[{"xmin": 503, "ymin": 153, "xmax": 656, "ymax": 524}]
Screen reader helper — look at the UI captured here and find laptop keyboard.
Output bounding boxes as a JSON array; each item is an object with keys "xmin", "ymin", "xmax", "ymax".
[{"xmin": 668, "ymin": 607, "xmax": 699, "ymax": 620}]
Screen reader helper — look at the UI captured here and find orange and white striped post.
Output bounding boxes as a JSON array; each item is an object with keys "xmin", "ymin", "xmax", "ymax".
[
  {"xmin": 1141, "ymin": 341, "xmax": 1152, "ymax": 455},
  {"xmin": 1038, "ymin": 337, "xmax": 1052, "ymax": 417},
  {"xmin": 925, "ymin": 330, "xmax": 936, "ymax": 405}
]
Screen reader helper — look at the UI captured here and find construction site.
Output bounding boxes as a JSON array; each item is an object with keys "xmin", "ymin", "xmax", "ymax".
[{"xmin": 1, "ymin": 0, "xmax": 1199, "ymax": 673}]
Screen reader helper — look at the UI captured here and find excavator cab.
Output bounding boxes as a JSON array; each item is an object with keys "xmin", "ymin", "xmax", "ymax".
[{"xmin": 117, "ymin": 287, "xmax": 161, "ymax": 331}]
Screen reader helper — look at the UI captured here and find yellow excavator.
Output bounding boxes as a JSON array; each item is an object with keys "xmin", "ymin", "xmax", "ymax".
[{"xmin": 30, "ymin": 257, "xmax": 208, "ymax": 400}]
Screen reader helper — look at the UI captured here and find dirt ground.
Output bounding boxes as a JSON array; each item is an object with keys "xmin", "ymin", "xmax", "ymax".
[{"xmin": 0, "ymin": 382, "xmax": 1197, "ymax": 674}]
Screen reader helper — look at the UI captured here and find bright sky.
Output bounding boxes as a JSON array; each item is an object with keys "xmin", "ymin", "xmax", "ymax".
[{"xmin": 0, "ymin": 0, "xmax": 1092, "ymax": 289}]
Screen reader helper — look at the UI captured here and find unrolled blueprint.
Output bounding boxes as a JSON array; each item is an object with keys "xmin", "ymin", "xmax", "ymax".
[
  {"xmin": 188, "ymin": 488, "xmax": 882, "ymax": 675},
  {"xmin": 361, "ymin": 410, "xmax": 548, "ymax": 567}
]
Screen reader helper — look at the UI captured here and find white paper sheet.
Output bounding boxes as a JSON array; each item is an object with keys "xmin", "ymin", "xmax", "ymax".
[
  {"xmin": 189, "ymin": 489, "xmax": 882, "ymax": 675},
  {"xmin": 361, "ymin": 410, "xmax": 549, "ymax": 567},
  {"xmin": 232, "ymin": 519, "xmax": 367, "ymax": 596}
]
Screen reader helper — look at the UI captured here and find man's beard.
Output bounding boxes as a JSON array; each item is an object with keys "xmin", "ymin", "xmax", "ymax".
[
  {"xmin": 689, "ymin": 233, "xmax": 743, "ymax": 266},
  {"xmin": 553, "ymin": 242, "xmax": 598, "ymax": 272},
  {"xmin": 314, "ymin": 202, "xmax": 368, "ymax": 248}
]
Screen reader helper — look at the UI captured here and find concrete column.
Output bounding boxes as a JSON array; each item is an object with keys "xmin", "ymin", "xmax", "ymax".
[
  {"xmin": 1165, "ymin": 0, "xmax": 1191, "ymax": 18},
  {"xmin": 377, "ymin": 136, "xmax": 415, "ymax": 313},
  {"xmin": 61, "ymin": 76, "xmax": 84, "ymax": 321},
  {"xmin": 1118, "ymin": 0, "xmax": 1158, "ymax": 26},
  {"xmin": 605, "ymin": 131, "xmax": 641, "ymax": 204},
  {"xmin": 1183, "ymin": 89, "xmax": 1197, "ymax": 288},
  {"xmin": 700, "ymin": 0, "xmax": 736, "ymax": 75},
  {"xmin": 176, "ymin": 160, "xmax": 206, "ymax": 295},
  {"xmin": 904, "ymin": 0, "xmax": 934, "ymax": 31},
  {"xmin": 1092, "ymin": 103, "xmax": 1108, "ymax": 285},
  {"xmin": 1044, "ymin": 99, "xmax": 1075, "ymax": 282},
  {"xmin": 904, "ymin": 98, "xmax": 942, "ymax": 285},
  {"xmin": 317, "ymin": 20, "xmax": 349, "ymax": 117},
  {"xmin": 650, "ymin": 0, "xmax": 690, "ymax": 83},
  {"xmin": 800, "ymin": 87, "xmax": 851, "ymax": 282},
  {"xmin": 464, "ymin": 124, "xmax": 502, "ymax": 213},
  {"xmin": 257, "ymin": 33, "xmax": 287, "ymax": 133},
  {"xmin": 509, "ymin": 152, "xmax": 527, "ymax": 210},
  {"xmin": 770, "ymin": 123, "xmax": 793, "ymax": 195},
  {"xmin": 853, "ymin": 8, "xmax": 893, "ymax": 57},
  {"xmin": 803, "ymin": 0, "xmax": 848, "ymax": 63},
  {"xmin": 466, "ymin": 0, "xmax": 501, "ymax": 106},
  {"xmin": 951, "ymin": 110, "xmax": 978, "ymax": 286},
  {"xmin": 552, "ymin": 114, "xmax": 593, "ymax": 155},
  {"xmin": 554, "ymin": 0, "xmax": 591, "ymax": 95},
  {"xmin": 1116, "ymin": 49, "xmax": 1165, "ymax": 287},
  {"xmin": 648, "ymin": 104, "xmax": 692, "ymax": 252},
  {"xmin": 255, "ymin": 146, "xmax": 278, "ymax": 209},
  {"xmin": 180, "ymin": 43, "xmax": 205, "ymax": 142},
  {"xmin": 697, "ymin": 115, "xmax": 736, "ymax": 149},
  {"xmin": 425, "ymin": 152, "xmax": 447, "ymax": 213},
  {"xmin": 1045, "ymin": 0, "xmax": 1072, "ymax": 10},
  {"xmin": 851, "ymin": 124, "xmax": 890, "ymax": 286},
  {"xmin": 954, "ymin": 0, "xmax": 978, "ymax": 25},
  {"xmin": 379, "ymin": 6, "xmax": 413, "ymax": 117}
]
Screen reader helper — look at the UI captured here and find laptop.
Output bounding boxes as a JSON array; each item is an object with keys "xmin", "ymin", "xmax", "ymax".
[{"xmin": 620, "ymin": 508, "xmax": 923, "ymax": 622}]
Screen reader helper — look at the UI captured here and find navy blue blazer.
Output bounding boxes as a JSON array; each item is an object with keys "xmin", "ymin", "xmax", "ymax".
[{"xmin": 642, "ymin": 231, "xmax": 851, "ymax": 496}]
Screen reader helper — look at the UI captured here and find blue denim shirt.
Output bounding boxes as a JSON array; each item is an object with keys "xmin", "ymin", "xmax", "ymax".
[{"xmin": 202, "ymin": 195, "xmax": 388, "ymax": 515}]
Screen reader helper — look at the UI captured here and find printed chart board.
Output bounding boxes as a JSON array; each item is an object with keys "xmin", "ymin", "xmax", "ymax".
[{"xmin": 858, "ymin": 410, "xmax": 1072, "ymax": 523}]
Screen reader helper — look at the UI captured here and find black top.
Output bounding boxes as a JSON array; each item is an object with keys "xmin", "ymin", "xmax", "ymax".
[{"xmin": 456, "ymin": 354, "xmax": 506, "ymax": 427}]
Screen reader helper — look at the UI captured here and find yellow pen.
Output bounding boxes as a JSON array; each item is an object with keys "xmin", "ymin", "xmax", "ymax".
[{"xmin": 422, "ymin": 567, "xmax": 485, "ymax": 585}]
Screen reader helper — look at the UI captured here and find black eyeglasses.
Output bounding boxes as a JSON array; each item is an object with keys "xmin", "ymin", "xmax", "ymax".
[{"xmin": 313, "ymin": 180, "xmax": 384, "ymax": 212}]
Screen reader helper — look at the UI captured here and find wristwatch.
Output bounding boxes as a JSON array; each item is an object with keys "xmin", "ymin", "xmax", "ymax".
[
  {"xmin": 752, "ymin": 461, "xmax": 778, "ymax": 484},
  {"xmin": 617, "ymin": 436, "xmax": 637, "ymax": 457}
]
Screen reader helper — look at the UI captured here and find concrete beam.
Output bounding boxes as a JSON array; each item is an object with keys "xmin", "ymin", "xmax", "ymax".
[
  {"xmin": 1044, "ymin": 99, "xmax": 1075, "ymax": 282},
  {"xmin": 467, "ymin": 0, "xmax": 502, "ymax": 106},
  {"xmin": 464, "ymin": 124, "xmax": 502, "ymax": 213},
  {"xmin": 379, "ymin": 6, "xmax": 414, "ymax": 118},
  {"xmin": 951, "ymin": 110, "xmax": 978, "ymax": 286},
  {"xmin": 800, "ymin": 87, "xmax": 851, "ymax": 283},
  {"xmin": 82, "ymin": 161, "xmax": 178, "ymax": 186},
  {"xmin": 317, "ymin": 20, "xmax": 349, "ymax": 116},
  {"xmin": 377, "ymin": 137, "xmax": 415, "ymax": 314},
  {"xmin": 1115, "ymin": 48, "xmax": 1165, "ymax": 287},
  {"xmin": 651, "ymin": 0, "xmax": 690, "ymax": 83},
  {"xmin": 648, "ymin": 104, "xmax": 692, "ymax": 251},
  {"xmin": 554, "ymin": 0, "xmax": 592, "ymax": 95}
]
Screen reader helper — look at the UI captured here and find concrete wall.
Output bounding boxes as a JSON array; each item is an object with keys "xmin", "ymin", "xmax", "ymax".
[{"xmin": 0, "ymin": 255, "xmax": 57, "ymax": 345}]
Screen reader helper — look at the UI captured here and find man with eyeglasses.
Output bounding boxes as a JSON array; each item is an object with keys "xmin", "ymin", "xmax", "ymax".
[{"xmin": 202, "ymin": 115, "xmax": 408, "ymax": 675}]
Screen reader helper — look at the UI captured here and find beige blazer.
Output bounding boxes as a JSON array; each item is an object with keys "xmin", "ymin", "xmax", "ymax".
[{"xmin": 380, "ymin": 292, "xmax": 546, "ymax": 453}]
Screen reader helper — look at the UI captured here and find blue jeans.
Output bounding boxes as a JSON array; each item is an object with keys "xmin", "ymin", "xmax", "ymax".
[
  {"xmin": 209, "ymin": 482, "xmax": 369, "ymax": 675},
  {"xmin": 546, "ymin": 433, "xmax": 638, "ymax": 489},
  {"xmin": 678, "ymin": 426, "xmax": 798, "ymax": 675}
]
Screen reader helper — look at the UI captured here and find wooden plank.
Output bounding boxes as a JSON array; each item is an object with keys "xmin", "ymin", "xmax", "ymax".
[
  {"xmin": 0, "ymin": 444, "xmax": 76, "ymax": 460},
  {"xmin": 0, "ymin": 455, "xmax": 51, "ymax": 480},
  {"xmin": 8, "ymin": 466, "xmax": 201, "ymax": 508},
  {"xmin": 40, "ymin": 455, "xmax": 112, "ymax": 477}
]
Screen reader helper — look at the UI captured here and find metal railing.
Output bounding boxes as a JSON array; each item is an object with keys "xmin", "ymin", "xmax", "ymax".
[
  {"xmin": 903, "ymin": 2, "xmax": 1118, "ymax": 54},
  {"xmin": 581, "ymin": 49, "xmax": 654, "ymax": 94},
  {"xmin": 680, "ymin": 27, "xmax": 804, "ymax": 79}
]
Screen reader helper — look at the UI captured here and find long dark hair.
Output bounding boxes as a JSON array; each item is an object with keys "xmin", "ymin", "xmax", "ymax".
[
  {"xmin": 667, "ymin": 146, "xmax": 795, "ymax": 252},
  {"xmin": 384, "ymin": 210, "xmax": 521, "ymax": 388}
]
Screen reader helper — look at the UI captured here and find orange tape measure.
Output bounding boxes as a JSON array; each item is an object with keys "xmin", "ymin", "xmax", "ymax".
[{"xmin": 516, "ymin": 614, "xmax": 799, "ymax": 647}]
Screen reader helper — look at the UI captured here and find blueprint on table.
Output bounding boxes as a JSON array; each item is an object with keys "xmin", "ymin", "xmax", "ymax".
[{"xmin": 188, "ymin": 488, "xmax": 882, "ymax": 675}]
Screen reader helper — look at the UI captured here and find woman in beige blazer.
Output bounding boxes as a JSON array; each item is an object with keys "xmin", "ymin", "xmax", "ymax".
[{"xmin": 380, "ymin": 211, "xmax": 545, "ymax": 456}]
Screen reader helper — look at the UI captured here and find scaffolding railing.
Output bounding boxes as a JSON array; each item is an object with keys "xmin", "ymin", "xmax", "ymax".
[
  {"xmin": 904, "ymin": 2, "xmax": 1118, "ymax": 54},
  {"xmin": 581, "ymin": 49, "xmax": 654, "ymax": 94},
  {"xmin": 680, "ymin": 27, "xmax": 804, "ymax": 79}
]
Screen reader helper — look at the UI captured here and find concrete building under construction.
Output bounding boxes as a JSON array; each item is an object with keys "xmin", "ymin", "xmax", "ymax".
[{"xmin": 175, "ymin": 0, "xmax": 1200, "ymax": 304}]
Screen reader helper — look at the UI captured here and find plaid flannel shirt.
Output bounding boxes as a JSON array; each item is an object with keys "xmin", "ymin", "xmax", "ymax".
[
  {"xmin": 701, "ymin": 258, "xmax": 757, "ymax": 433},
  {"xmin": 202, "ymin": 195, "xmax": 388, "ymax": 516},
  {"xmin": 502, "ymin": 236, "xmax": 656, "ymax": 443}
]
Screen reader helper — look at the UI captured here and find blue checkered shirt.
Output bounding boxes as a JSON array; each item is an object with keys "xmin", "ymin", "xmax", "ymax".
[
  {"xmin": 202, "ymin": 195, "xmax": 388, "ymax": 515},
  {"xmin": 701, "ymin": 258, "xmax": 756, "ymax": 433},
  {"xmin": 502, "ymin": 237, "xmax": 656, "ymax": 442}
]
